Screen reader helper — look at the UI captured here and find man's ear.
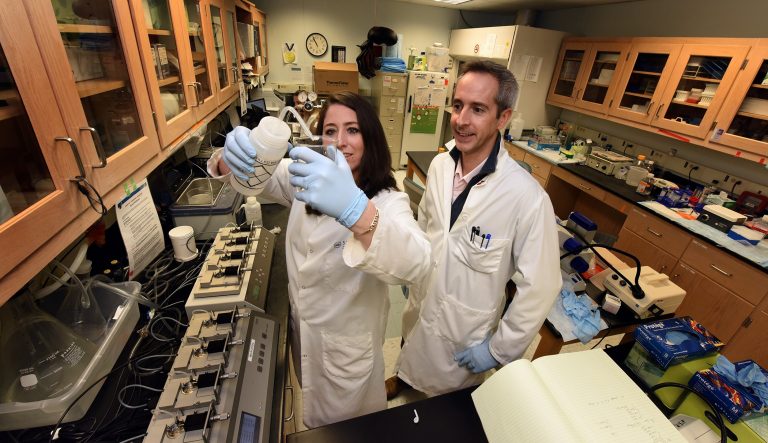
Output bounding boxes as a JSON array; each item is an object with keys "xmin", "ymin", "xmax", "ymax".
[{"xmin": 497, "ymin": 108, "xmax": 513, "ymax": 131}]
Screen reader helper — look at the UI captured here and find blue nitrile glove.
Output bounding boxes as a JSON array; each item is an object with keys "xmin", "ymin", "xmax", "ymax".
[
  {"xmin": 222, "ymin": 126, "xmax": 255, "ymax": 180},
  {"xmin": 288, "ymin": 146, "xmax": 368, "ymax": 228},
  {"xmin": 713, "ymin": 356, "xmax": 768, "ymax": 405},
  {"xmin": 454, "ymin": 337, "xmax": 498, "ymax": 374},
  {"xmin": 561, "ymin": 289, "xmax": 600, "ymax": 344}
]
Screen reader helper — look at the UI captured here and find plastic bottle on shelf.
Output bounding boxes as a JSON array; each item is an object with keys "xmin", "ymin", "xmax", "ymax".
[
  {"xmin": 636, "ymin": 173, "xmax": 655, "ymax": 196},
  {"xmin": 508, "ymin": 113, "xmax": 524, "ymax": 140}
]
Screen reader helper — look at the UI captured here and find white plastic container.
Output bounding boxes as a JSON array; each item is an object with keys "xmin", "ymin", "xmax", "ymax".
[
  {"xmin": 426, "ymin": 43, "xmax": 450, "ymax": 73},
  {"xmin": 508, "ymin": 113, "xmax": 524, "ymax": 140},
  {"xmin": 229, "ymin": 116, "xmax": 291, "ymax": 195},
  {"xmin": 169, "ymin": 225, "xmax": 198, "ymax": 262},
  {"xmin": 241, "ymin": 196, "xmax": 263, "ymax": 226}
]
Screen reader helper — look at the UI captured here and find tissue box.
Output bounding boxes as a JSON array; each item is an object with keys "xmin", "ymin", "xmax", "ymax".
[
  {"xmin": 634, "ymin": 316, "xmax": 724, "ymax": 369},
  {"xmin": 689, "ymin": 366, "xmax": 765, "ymax": 423},
  {"xmin": 624, "ymin": 342, "xmax": 718, "ymax": 405}
]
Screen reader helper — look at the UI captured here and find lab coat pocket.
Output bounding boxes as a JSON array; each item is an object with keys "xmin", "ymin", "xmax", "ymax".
[
  {"xmin": 453, "ymin": 233, "xmax": 509, "ymax": 274},
  {"xmin": 321, "ymin": 331, "xmax": 374, "ymax": 380},
  {"xmin": 433, "ymin": 296, "xmax": 497, "ymax": 347}
]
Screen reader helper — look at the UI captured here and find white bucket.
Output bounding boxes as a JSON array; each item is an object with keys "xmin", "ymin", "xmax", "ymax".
[{"xmin": 169, "ymin": 226, "xmax": 198, "ymax": 262}]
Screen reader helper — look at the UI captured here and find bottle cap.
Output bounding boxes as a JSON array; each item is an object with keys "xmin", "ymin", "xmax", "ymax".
[{"xmin": 638, "ymin": 154, "xmax": 646, "ymax": 160}]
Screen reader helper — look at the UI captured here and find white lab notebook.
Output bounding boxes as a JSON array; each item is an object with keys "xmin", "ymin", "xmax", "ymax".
[{"xmin": 471, "ymin": 349, "xmax": 687, "ymax": 443}]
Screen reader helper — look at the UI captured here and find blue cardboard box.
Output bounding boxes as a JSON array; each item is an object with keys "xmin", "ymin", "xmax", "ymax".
[
  {"xmin": 689, "ymin": 367, "xmax": 764, "ymax": 423},
  {"xmin": 634, "ymin": 316, "xmax": 724, "ymax": 369}
]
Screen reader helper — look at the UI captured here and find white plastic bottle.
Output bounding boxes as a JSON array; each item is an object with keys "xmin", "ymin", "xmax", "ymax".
[
  {"xmin": 241, "ymin": 196, "xmax": 263, "ymax": 226},
  {"xmin": 229, "ymin": 116, "xmax": 291, "ymax": 195},
  {"xmin": 508, "ymin": 113, "xmax": 524, "ymax": 140}
]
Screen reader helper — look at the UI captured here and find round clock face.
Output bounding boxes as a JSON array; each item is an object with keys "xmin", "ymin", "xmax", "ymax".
[{"xmin": 306, "ymin": 33, "xmax": 328, "ymax": 57}]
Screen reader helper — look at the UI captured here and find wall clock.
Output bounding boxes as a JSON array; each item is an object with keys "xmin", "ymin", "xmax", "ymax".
[{"xmin": 306, "ymin": 32, "xmax": 328, "ymax": 57}]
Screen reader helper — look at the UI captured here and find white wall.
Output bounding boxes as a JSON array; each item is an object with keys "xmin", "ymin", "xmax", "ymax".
[
  {"xmin": 536, "ymin": 0, "xmax": 768, "ymax": 38},
  {"xmin": 255, "ymin": 0, "xmax": 462, "ymax": 93}
]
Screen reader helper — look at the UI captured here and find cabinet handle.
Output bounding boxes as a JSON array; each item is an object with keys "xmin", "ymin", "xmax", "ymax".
[
  {"xmin": 578, "ymin": 183, "xmax": 591, "ymax": 191},
  {"xmin": 187, "ymin": 83, "xmax": 199, "ymax": 107},
  {"xmin": 55, "ymin": 136, "xmax": 86, "ymax": 179},
  {"xmin": 672, "ymin": 273, "xmax": 680, "ymax": 279},
  {"xmin": 231, "ymin": 65, "xmax": 239, "ymax": 81},
  {"xmin": 283, "ymin": 385, "xmax": 295, "ymax": 422},
  {"xmin": 646, "ymin": 101, "xmax": 654, "ymax": 116},
  {"xmin": 80, "ymin": 127, "xmax": 107, "ymax": 168},
  {"xmin": 654, "ymin": 104, "xmax": 663, "ymax": 120},
  {"xmin": 710, "ymin": 264, "xmax": 732, "ymax": 277},
  {"xmin": 646, "ymin": 227, "xmax": 663, "ymax": 237},
  {"xmin": 195, "ymin": 82, "xmax": 204, "ymax": 106}
]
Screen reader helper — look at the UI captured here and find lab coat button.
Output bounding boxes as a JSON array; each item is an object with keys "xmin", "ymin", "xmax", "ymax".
[{"xmin": 308, "ymin": 249, "xmax": 313, "ymax": 254}]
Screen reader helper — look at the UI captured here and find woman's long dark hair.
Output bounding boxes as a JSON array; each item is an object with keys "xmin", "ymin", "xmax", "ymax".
[{"xmin": 316, "ymin": 91, "xmax": 397, "ymax": 198}]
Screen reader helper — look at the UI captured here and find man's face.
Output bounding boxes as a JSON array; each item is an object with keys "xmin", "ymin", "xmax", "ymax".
[{"xmin": 451, "ymin": 72, "xmax": 511, "ymax": 157}]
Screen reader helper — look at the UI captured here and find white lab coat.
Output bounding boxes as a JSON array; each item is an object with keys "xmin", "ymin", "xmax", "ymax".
[
  {"xmin": 396, "ymin": 143, "xmax": 562, "ymax": 396},
  {"xmin": 245, "ymin": 159, "xmax": 430, "ymax": 427}
]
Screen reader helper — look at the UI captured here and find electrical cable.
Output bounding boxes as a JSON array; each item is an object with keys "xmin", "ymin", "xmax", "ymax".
[
  {"xmin": 459, "ymin": 9, "xmax": 473, "ymax": 28},
  {"xmin": 590, "ymin": 335, "xmax": 607, "ymax": 350},
  {"xmin": 117, "ymin": 384, "xmax": 164, "ymax": 409},
  {"xmin": 647, "ymin": 382, "xmax": 728, "ymax": 443}
]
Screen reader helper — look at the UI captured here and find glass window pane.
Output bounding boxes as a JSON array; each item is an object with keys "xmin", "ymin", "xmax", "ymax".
[
  {"xmin": 210, "ymin": 6, "xmax": 228, "ymax": 90},
  {"xmin": 184, "ymin": 0, "xmax": 212, "ymax": 100},
  {"xmin": 583, "ymin": 51, "xmax": 619, "ymax": 104},
  {"xmin": 663, "ymin": 55, "xmax": 732, "ymax": 127},
  {"xmin": 226, "ymin": 11, "xmax": 238, "ymax": 82},
  {"xmin": 618, "ymin": 53, "xmax": 669, "ymax": 115},
  {"xmin": 54, "ymin": 0, "xmax": 144, "ymax": 156},
  {"xmin": 555, "ymin": 49, "xmax": 583, "ymax": 97},
  {"xmin": 0, "ymin": 48, "xmax": 53, "ymax": 225},
  {"xmin": 727, "ymin": 59, "xmax": 768, "ymax": 142},
  {"xmin": 143, "ymin": 0, "xmax": 187, "ymax": 121}
]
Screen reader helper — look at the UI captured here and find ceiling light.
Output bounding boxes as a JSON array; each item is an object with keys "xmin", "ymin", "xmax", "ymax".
[{"xmin": 434, "ymin": 0, "xmax": 472, "ymax": 4}]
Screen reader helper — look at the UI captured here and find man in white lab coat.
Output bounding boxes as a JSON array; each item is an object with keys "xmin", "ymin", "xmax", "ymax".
[{"xmin": 394, "ymin": 61, "xmax": 562, "ymax": 395}]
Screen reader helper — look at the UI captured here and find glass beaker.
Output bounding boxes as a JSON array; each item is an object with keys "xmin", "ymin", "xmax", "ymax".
[
  {"xmin": 292, "ymin": 135, "xmax": 337, "ymax": 161},
  {"xmin": 0, "ymin": 293, "xmax": 97, "ymax": 403}
]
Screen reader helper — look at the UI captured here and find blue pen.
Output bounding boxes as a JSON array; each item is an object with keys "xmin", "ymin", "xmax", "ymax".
[{"xmin": 485, "ymin": 234, "xmax": 491, "ymax": 249}]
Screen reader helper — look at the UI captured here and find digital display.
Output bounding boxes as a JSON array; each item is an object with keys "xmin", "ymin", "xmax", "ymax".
[{"xmin": 238, "ymin": 412, "xmax": 261, "ymax": 443}]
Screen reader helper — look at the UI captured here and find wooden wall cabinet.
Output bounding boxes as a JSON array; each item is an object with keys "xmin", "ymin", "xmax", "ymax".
[
  {"xmin": 548, "ymin": 37, "xmax": 767, "ymax": 163},
  {"xmin": 707, "ymin": 41, "xmax": 768, "ymax": 158},
  {"xmin": 547, "ymin": 40, "xmax": 630, "ymax": 114},
  {"xmin": 236, "ymin": 0, "xmax": 268, "ymax": 77}
]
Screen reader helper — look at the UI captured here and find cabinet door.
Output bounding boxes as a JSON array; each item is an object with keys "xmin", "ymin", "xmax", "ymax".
[
  {"xmin": 722, "ymin": 308, "xmax": 768, "ymax": 369},
  {"xmin": 25, "ymin": 0, "xmax": 160, "ymax": 195},
  {"xmin": 252, "ymin": 8, "xmax": 267, "ymax": 75},
  {"xmin": 132, "ymin": 0, "xmax": 199, "ymax": 147},
  {"xmin": 609, "ymin": 43, "xmax": 682, "ymax": 125},
  {"xmin": 547, "ymin": 41, "xmax": 591, "ymax": 106},
  {"xmin": 573, "ymin": 42, "xmax": 630, "ymax": 114},
  {"xmin": 208, "ymin": 0, "xmax": 237, "ymax": 104},
  {"xmin": 653, "ymin": 44, "xmax": 749, "ymax": 139},
  {"xmin": 613, "ymin": 228, "xmax": 678, "ymax": 275},
  {"xmin": 709, "ymin": 44, "xmax": 768, "ymax": 157},
  {"xmin": 670, "ymin": 261, "xmax": 754, "ymax": 342},
  {"xmin": 182, "ymin": 0, "xmax": 218, "ymax": 117},
  {"xmin": 0, "ymin": 2, "xmax": 85, "ymax": 284}
]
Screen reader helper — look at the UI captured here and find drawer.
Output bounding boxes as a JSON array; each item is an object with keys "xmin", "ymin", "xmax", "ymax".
[
  {"xmin": 380, "ymin": 116, "xmax": 404, "ymax": 135},
  {"xmin": 602, "ymin": 191, "xmax": 630, "ymax": 215},
  {"xmin": 532, "ymin": 174, "xmax": 547, "ymax": 188},
  {"xmin": 614, "ymin": 228, "xmax": 678, "ymax": 275},
  {"xmin": 623, "ymin": 207, "xmax": 691, "ymax": 257},
  {"xmin": 384, "ymin": 128, "xmax": 402, "ymax": 146},
  {"xmin": 504, "ymin": 142, "xmax": 526, "ymax": 162},
  {"xmin": 389, "ymin": 147, "xmax": 402, "ymax": 169},
  {"xmin": 552, "ymin": 167, "xmax": 606, "ymax": 202},
  {"xmin": 377, "ymin": 97, "xmax": 405, "ymax": 116},
  {"xmin": 380, "ymin": 74, "xmax": 407, "ymax": 96},
  {"xmin": 681, "ymin": 239, "xmax": 768, "ymax": 305},
  {"xmin": 523, "ymin": 153, "xmax": 552, "ymax": 180}
]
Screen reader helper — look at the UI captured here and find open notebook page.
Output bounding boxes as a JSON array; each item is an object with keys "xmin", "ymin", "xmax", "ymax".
[
  {"xmin": 533, "ymin": 349, "xmax": 687, "ymax": 443},
  {"xmin": 472, "ymin": 359, "xmax": 585, "ymax": 443}
]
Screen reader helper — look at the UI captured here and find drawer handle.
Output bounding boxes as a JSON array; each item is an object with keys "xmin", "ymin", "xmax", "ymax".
[
  {"xmin": 646, "ymin": 227, "xmax": 663, "ymax": 237},
  {"xmin": 578, "ymin": 184, "xmax": 591, "ymax": 191},
  {"xmin": 710, "ymin": 264, "xmax": 732, "ymax": 277},
  {"xmin": 284, "ymin": 385, "xmax": 295, "ymax": 422}
]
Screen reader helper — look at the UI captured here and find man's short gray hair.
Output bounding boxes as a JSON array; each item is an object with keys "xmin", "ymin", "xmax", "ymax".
[{"xmin": 458, "ymin": 60, "xmax": 519, "ymax": 117}]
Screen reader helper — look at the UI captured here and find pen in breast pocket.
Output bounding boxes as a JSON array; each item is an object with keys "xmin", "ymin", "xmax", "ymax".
[{"xmin": 484, "ymin": 234, "xmax": 491, "ymax": 249}]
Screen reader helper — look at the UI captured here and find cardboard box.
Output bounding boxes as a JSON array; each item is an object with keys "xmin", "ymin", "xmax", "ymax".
[
  {"xmin": 313, "ymin": 62, "xmax": 359, "ymax": 95},
  {"xmin": 634, "ymin": 316, "xmax": 724, "ymax": 369}
]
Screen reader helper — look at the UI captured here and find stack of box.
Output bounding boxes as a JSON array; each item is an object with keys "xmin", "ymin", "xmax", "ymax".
[{"xmin": 371, "ymin": 72, "xmax": 407, "ymax": 170}]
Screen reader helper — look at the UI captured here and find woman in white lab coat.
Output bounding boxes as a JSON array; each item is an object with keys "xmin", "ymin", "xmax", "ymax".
[{"xmin": 210, "ymin": 92, "xmax": 430, "ymax": 428}]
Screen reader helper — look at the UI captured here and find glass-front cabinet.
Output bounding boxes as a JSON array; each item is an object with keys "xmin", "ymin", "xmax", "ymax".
[
  {"xmin": 709, "ymin": 43, "xmax": 768, "ymax": 157},
  {"xmin": 608, "ymin": 43, "xmax": 682, "ymax": 125},
  {"xmin": 26, "ymin": 0, "xmax": 159, "ymax": 194},
  {"xmin": 573, "ymin": 42, "xmax": 630, "ymax": 114},
  {"xmin": 0, "ymin": 2, "xmax": 86, "ymax": 290},
  {"xmin": 548, "ymin": 42, "xmax": 590, "ymax": 106},
  {"xmin": 184, "ymin": 0, "xmax": 218, "ymax": 115},
  {"xmin": 652, "ymin": 44, "xmax": 749, "ymax": 139},
  {"xmin": 209, "ymin": 0, "xmax": 238, "ymax": 103},
  {"xmin": 132, "ymin": 0, "xmax": 217, "ymax": 146}
]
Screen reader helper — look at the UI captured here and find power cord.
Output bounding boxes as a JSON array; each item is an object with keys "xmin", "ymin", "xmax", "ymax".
[{"xmin": 647, "ymin": 382, "xmax": 728, "ymax": 443}]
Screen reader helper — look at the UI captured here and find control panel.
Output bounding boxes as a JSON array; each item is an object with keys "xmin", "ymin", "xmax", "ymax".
[
  {"xmin": 144, "ymin": 308, "xmax": 279, "ymax": 442},
  {"xmin": 185, "ymin": 224, "xmax": 275, "ymax": 318}
]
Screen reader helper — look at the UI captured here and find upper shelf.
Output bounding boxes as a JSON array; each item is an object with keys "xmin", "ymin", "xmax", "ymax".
[
  {"xmin": 76, "ymin": 78, "xmax": 127, "ymax": 98},
  {"xmin": 58, "ymin": 23, "xmax": 113, "ymax": 34}
]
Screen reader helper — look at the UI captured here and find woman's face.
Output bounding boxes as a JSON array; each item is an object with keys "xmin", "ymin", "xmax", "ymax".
[{"xmin": 322, "ymin": 104, "xmax": 364, "ymax": 179}]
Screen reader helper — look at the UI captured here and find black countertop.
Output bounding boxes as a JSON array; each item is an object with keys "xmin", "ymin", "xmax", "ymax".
[
  {"xmin": 557, "ymin": 163, "xmax": 768, "ymax": 273},
  {"xmin": 262, "ymin": 203, "xmax": 291, "ymax": 443}
]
